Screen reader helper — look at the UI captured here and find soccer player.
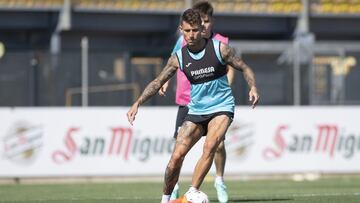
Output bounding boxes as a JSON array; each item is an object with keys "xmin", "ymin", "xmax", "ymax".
[
  {"xmin": 127, "ymin": 9, "xmax": 259, "ymax": 203},
  {"xmin": 158, "ymin": 1, "xmax": 234, "ymax": 202}
]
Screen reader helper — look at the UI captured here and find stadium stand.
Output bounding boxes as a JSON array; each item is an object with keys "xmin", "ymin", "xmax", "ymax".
[{"xmin": 0, "ymin": 0, "xmax": 359, "ymax": 15}]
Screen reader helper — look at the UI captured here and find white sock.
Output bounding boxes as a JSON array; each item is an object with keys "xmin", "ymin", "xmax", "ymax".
[
  {"xmin": 187, "ymin": 186, "xmax": 198, "ymax": 193},
  {"xmin": 215, "ymin": 176, "xmax": 224, "ymax": 184},
  {"xmin": 173, "ymin": 183, "xmax": 179, "ymax": 190},
  {"xmin": 170, "ymin": 183, "xmax": 180, "ymax": 200},
  {"xmin": 161, "ymin": 194, "xmax": 170, "ymax": 203}
]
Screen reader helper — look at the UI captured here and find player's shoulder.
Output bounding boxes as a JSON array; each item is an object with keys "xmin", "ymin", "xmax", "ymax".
[
  {"xmin": 175, "ymin": 34, "xmax": 184, "ymax": 41},
  {"xmin": 172, "ymin": 35, "xmax": 186, "ymax": 54},
  {"xmin": 176, "ymin": 35, "xmax": 186, "ymax": 47},
  {"xmin": 212, "ymin": 33, "xmax": 229, "ymax": 44},
  {"xmin": 170, "ymin": 51, "xmax": 181, "ymax": 67}
]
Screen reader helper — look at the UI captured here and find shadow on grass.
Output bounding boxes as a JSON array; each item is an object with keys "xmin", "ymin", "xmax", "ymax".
[{"xmin": 210, "ymin": 198, "xmax": 293, "ymax": 202}]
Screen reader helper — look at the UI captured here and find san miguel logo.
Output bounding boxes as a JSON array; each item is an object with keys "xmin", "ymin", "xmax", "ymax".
[
  {"xmin": 225, "ymin": 122, "xmax": 255, "ymax": 161},
  {"xmin": 1, "ymin": 121, "xmax": 43, "ymax": 165},
  {"xmin": 263, "ymin": 124, "xmax": 360, "ymax": 160},
  {"xmin": 52, "ymin": 127, "xmax": 174, "ymax": 164}
]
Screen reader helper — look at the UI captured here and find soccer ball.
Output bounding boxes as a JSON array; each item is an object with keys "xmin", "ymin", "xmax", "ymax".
[
  {"xmin": 168, "ymin": 189, "xmax": 209, "ymax": 203},
  {"xmin": 183, "ymin": 189, "xmax": 209, "ymax": 203}
]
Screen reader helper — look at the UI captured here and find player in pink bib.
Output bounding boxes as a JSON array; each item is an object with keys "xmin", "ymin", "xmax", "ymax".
[{"xmin": 159, "ymin": 1, "xmax": 234, "ymax": 203}]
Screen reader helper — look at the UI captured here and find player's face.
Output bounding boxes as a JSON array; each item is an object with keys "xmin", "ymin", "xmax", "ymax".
[
  {"xmin": 201, "ymin": 15, "xmax": 213, "ymax": 38},
  {"xmin": 180, "ymin": 21, "xmax": 203, "ymax": 46}
]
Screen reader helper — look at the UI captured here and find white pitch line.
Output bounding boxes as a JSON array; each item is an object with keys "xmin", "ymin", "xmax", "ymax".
[
  {"xmin": 1, "ymin": 193, "xmax": 359, "ymax": 202},
  {"xmin": 289, "ymin": 192, "xmax": 360, "ymax": 197},
  {"xmin": 240, "ymin": 192, "xmax": 360, "ymax": 198},
  {"xmin": 0, "ymin": 197, "xmax": 160, "ymax": 202}
]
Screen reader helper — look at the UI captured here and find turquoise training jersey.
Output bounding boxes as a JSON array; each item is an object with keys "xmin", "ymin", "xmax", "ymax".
[{"xmin": 175, "ymin": 39, "xmax": 235, "ymax": 115}]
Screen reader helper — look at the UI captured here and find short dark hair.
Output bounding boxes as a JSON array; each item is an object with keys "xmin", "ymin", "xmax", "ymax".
[
  {"xmin": 192, "ymin": 0, "xmax": 213, "ymax": 17},
  {"xmin": 180, "ymin": 8, "xmax": 202, "ymax": 27}
]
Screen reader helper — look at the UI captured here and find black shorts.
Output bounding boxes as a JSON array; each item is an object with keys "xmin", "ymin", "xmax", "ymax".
[
  {"xmin": 173, "ymin": 105, "xmax": 189, "ymax": 138},
  {"xmin": 184, "ymin": 111, "xmax": 234, "ymax": 137}
]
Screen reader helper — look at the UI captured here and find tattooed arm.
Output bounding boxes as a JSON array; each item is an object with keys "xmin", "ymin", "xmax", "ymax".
[
  {"xmin": 127, "ymin": 55, "xmax": 179, "ymax": 124},
  {"xmin": 220, "ymin": 43, "xmax": 260, "ymax": 108},
  {"xmin": 226, "ymin": 65, "xmax": 235, "ymax": 86}
]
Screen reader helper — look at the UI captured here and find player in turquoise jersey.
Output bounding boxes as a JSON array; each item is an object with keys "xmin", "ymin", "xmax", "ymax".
[
  {"xmin": 159, "ymin": 1, "xmax": 234, "ymax": 203},
  {"xmin": 159, "ymin": 2, "xmax": 234, "ymax": 202},
  {"xmin": 127, "ymin": 9, "xmax": 259, "ymax": 203}
]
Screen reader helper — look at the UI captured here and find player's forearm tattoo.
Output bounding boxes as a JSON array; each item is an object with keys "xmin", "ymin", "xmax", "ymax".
[
  {"xmin": 222, "ymin": 45, "xmax": 257, "ymax": 89},
  {"xmin": 137, "ymin": 56, "xmax": 178, "ymax": 105},
  {"xmin": 163, "ymin": 163, "xmax": 181, "ymax": 194},
  {"xmin": 242, "ymin": 67, "xmax": 257, "ymax": 89}
]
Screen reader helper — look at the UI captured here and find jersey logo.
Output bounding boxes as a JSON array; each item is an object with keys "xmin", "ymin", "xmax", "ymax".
[
  {"xmin": 190, "ymin": 66, "xmax": 215, "ymax": 77},
  {"xmin": 185, "ymin": 62, "xmax": 192, "ymax": 68}
]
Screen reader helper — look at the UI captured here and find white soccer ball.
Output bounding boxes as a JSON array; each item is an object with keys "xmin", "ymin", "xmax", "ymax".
[{"xmin": 184, "ymin": 189, "xmax": 209, "ymax": 203}]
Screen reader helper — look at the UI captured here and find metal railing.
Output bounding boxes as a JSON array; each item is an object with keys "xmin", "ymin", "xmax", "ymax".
[{"xmin": 65, "ymin": 83, "xmax": 140, "ymax": 106}]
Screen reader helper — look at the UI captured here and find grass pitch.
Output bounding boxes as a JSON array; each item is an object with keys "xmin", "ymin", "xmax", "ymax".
[{"xmin": 0, "ymin": 175, "xmax": 359, "ymax": 203}]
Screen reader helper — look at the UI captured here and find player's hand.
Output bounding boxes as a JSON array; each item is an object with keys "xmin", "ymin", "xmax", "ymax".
[
  {"xmin": 127, "ymin": 102, "xmax": 139, "ymax": 125},
  {"xmin": 158, "ymin": 81, "xmax": 169, "ymax": 96},
  {"xmin": 249, "ymin": 86, "xmax": 260, "ymax": 109}
]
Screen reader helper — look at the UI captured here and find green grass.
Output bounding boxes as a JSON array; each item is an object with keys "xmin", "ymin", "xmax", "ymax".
[{"xmin": 0, "ymin": 176, "xmax": 359, "ymax": 203}]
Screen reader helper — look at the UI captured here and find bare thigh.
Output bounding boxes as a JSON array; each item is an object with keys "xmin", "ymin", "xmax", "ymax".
[
  {"xmin": 205, "ymin": 115, "xmax": 231, "ymax": 146},
  {"xmin": 173, "ymin": 121, "xmax": 205, "ymax": 156}
]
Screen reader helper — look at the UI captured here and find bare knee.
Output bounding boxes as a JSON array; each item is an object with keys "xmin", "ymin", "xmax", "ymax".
[
  {"xmin": 168, "ymin": 151, "xmax": 186, "ymax": 168},
  {"xmin": 202, "ymin": 140, "xmax": 219, "ymax": 159}
]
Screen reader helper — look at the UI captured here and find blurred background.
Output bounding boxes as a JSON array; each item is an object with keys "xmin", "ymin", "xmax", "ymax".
[
  {"xmin": 1, "ymin": 3, "xmax": 360, "ymax": 203},
  {"xmin": 1, "ymin": 0, "xmax": 360, "ymax": 188},
  {"xmin": 0, "ymin": 0, "xmax": 359, "ymax": 107}
]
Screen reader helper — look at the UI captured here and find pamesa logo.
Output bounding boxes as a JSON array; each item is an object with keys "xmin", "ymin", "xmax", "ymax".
[{"xmin": 1, "ymin": 121, "xmax": 43, "ymax": 165}]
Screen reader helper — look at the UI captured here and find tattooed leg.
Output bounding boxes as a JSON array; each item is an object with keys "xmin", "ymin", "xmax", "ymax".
[
  {"xmin": 163, "ymin": 161, "xmax": 182, "ymax": 195},
  {"xmin": 162, "ymin": 121, "xmax": 203, "ymax": 194}
]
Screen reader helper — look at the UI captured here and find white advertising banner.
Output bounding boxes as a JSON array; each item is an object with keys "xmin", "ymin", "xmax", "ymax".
[{"xmin": 0, "ymin": 107, "xmax": 359, "ymax": 177}]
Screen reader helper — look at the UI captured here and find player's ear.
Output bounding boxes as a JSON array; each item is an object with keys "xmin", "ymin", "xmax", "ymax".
[{"xmin": 179, "ymin": 25, "xmax": 184, "ymax": 34}]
